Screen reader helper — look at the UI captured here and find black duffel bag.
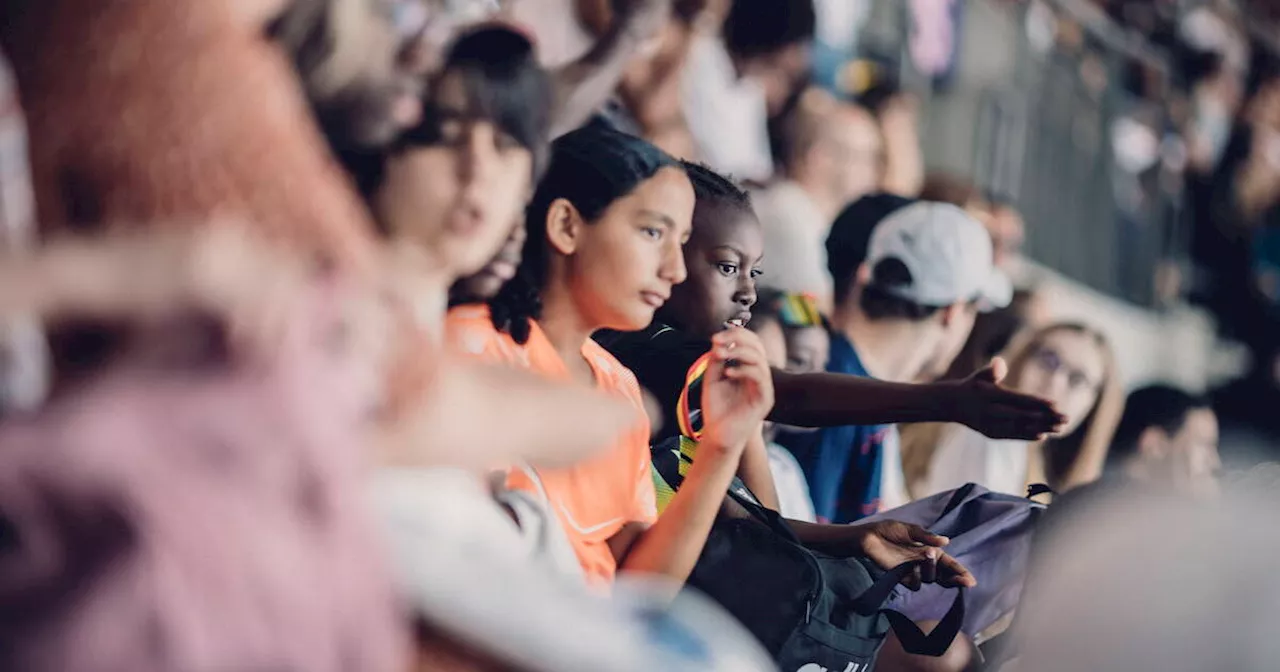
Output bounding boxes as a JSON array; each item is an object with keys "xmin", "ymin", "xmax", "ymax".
[{"xmin": 654, "ymin": 438, "xmax": 965, "ymax": 672}]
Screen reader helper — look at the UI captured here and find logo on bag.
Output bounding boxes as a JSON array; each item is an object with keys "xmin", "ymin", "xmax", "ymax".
[{"xmin": 797, "ymin": 663, "xmax": 869, "ymax": 672}]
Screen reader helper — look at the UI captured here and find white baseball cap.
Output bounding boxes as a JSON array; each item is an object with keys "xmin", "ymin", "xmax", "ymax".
[{"xmin": 865, "ymin": 201, "xmax": 1012, "ymax": 312}]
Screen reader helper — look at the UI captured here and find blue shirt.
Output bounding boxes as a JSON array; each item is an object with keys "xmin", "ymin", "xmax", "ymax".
[{"xmin": 777, "ymin": 333, "xmax": 890, "ymax": 524}]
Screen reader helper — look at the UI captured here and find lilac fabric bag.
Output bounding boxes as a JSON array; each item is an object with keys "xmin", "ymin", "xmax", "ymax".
[{"xmin": 862, "ymin": 483, "xmax": 1045, "ymax": 636}]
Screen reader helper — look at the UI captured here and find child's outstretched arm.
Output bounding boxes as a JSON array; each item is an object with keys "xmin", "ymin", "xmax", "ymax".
[{"xmin": 769, "ymin": 359, "xmax": 1066, "ymax": 441}]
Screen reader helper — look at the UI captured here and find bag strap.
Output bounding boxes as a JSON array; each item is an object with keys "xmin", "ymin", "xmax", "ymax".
[
  {"xmin": 882, "ymin": 592, "xmax": 966, "ymax": 657},
  {"xmin": 1026, "ymin": 483, "xmax": 1055, "ymax": 500},
  {"xmin": 940, "ymin": 482, "xmax": 979, "ymax": 517},
  {"xmin": 727, "ymin": 486, "xmax": 966, "ymax": 657},
  {"xmin": 848, "ymin": 562, "xmax": 967, "ymax": 658},
  {"xmin": 726, "ymin": 480, "xmax": 967, "ymax": 659},
  {"xmin": 724, "ymin": 478, "xmax": 804, "ymax": 545}
]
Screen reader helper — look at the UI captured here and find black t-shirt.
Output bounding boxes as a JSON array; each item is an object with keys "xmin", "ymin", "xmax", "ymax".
[{"xmin": 593, "ymin": 324, "xmax": 711, "ymax": 444}]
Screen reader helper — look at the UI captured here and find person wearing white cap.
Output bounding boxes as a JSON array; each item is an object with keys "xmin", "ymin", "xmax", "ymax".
[{"xmin": 778, "ymin": 200, "xmax": 1012, "ymax": 524}]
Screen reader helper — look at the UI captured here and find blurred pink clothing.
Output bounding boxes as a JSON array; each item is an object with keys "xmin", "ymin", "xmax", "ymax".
[{"xmin": 0, "ymin": 307, "xmax": 408, "ymax": 671}]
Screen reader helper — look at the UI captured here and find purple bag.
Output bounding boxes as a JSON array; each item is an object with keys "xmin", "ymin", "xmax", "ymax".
[{"xmin": 862, "ymin": 483, "xmax": 1045, "ymax": 636}]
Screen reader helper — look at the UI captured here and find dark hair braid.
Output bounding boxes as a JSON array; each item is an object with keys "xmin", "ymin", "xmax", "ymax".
[{"xmin": 680, "ymin": 160, "xmax": 751, "ymax": 210}]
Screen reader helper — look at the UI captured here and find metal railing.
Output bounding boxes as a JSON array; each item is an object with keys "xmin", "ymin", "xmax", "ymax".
[{"xmin": 868, "ymin": 0, "xmax": 1190, "ymax": 306}]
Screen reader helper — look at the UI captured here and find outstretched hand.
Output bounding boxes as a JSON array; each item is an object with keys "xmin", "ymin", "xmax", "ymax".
[
  {"xmin": 943, "ymin": 357, "xmax": 1066, "ymax": 440},
  {"xmin": 851, "ymin": 520, "xmax": 977, "ymax": 591}
]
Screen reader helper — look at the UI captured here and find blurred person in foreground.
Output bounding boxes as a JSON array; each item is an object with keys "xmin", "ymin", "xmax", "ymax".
[
  {"xmin": 753, "ymin": 87, "xmax": 884, "ymax": 311},
  {"xmin": 1013, "ymin": 386, "xmax": 1223, "ymax": 637},
  {"xmin": 0, "ymin": 0, "xmax": 666, "ymax": 270},
  {"xmin": 908, "ymin": 323, "xmax": 1124, "ymax": 499},
  {"xmin": 0, "ymin": 227, "xmax": 412, "ymax": 672},
  {"xmin": 0, "ymin": 0, "xmax": 404, "ymax": 271},
  {"xmin": 1010, "ymin": 487, "xmax": 1280, "ymax": 672}
]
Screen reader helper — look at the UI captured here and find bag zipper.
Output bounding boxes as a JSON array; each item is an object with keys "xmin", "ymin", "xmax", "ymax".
[{"xmin": 795, "ymin": 543, "xmax": 822, "ymax": 626}]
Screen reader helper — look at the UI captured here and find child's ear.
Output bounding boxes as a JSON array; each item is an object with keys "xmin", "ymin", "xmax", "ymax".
[{"xmin": 545, "ymin": 198, "xmax": 583, "ymax": 256}]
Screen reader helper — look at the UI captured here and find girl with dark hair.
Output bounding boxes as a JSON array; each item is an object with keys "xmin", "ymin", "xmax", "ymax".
[
  {"xmin": 596, "ymin": 160, "xmax": 765, "ymax": 446},
  {"xmin": 337, "ymin": 25, "xmax": 633, "ymax": 469},
  {"xmin": 449, "ymin": 219, "xmax": 528, "ymax": 306},
  {"xmin": 592, "ymin": 162, "xmax": 972, "ymax": 588},
  {"xmin": 371, "ymin": 24, "xmax": 551, "ymax": 311},
  {"xmin": 373, "ymin": 30, "xmax": 777, "ymax": 672},
  {"xmin": 448, "ymin": 124, "xmax": 776, "ymax": 590},
  {"xmin": 361, "ymin": 27, "xmax": 641, "ymax": 469}
]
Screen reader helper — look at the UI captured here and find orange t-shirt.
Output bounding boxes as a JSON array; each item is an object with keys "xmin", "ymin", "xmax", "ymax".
[{"xmin": 446, "ymin": 306, "xmax": 658, "ymax": 586}]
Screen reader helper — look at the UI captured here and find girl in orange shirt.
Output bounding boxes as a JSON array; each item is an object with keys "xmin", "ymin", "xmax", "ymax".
[{"xmin": 448, "ymin": 123, "xmax": 775, "ymax": 590}]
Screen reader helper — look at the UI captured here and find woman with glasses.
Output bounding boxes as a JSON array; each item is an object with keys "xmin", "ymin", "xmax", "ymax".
[{"xmin": 910, "ymin": 323, "xmax": 1126, "ymax": 498}]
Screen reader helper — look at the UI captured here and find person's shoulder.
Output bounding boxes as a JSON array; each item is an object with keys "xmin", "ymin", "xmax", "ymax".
[
  {"xmin": 446, "ymin": 305, "xmax": 524, "ymax": 362},
  {"xmin": 582, "ymin": 339, "xmax": 644, "ymax": 401},
  {"xmin": 445, "ymin": 304, "xmax": 497, "ymax": 345},
  {"xmin": 599, "ymin": 325, "xmax": 707, "ymax": 364},
  {"xmin": 446, "ymin": 304, "xmax": 494, "ymax": 327},
  {"xmin": 824, "ymin": 332, "xmax": 866, "ymax": 375}
]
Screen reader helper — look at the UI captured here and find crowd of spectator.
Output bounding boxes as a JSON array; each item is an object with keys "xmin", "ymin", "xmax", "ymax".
[{"xmin": 0, "ymin": 1, "xmax": 1274, "ymax": 671}]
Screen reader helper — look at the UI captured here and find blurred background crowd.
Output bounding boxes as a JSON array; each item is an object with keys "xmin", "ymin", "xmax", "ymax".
[{"xmin": 1, "ymin": 0, "xmax": 1279, "ymax": 671}]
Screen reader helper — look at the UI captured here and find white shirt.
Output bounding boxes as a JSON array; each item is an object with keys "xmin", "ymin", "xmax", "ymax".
[
  {"xmin": 751, "ymin": 180, "xmax": 834, "ymax": 300},
  {"xmin": 681, "ymin": 35, "xmax": 774, "ymax": 183},
  {"xmin": 766, "ymin": 443, "xmax": 817, "ymax": 523},
  {"xmin": 878, "ymin": 425, "xmax": 911, "ymax": 511},
  {"xmin": 921, "ymin": 426, "xmax": 1030, "ymax": 497}
]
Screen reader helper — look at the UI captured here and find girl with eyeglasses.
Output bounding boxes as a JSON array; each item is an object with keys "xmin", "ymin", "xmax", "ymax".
[{"xmin": 908, "ymin": 323, "xmax": 1126, "ymax": 498}]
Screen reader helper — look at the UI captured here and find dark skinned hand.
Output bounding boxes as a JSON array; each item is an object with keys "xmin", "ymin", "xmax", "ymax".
[
  {"xmin": 851, "ymin": 521, "xmax": 977, "ymax": 591},
  {"xmin": 941, "ymin": 357, "xmax": 1067, "ymax": 440}
]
